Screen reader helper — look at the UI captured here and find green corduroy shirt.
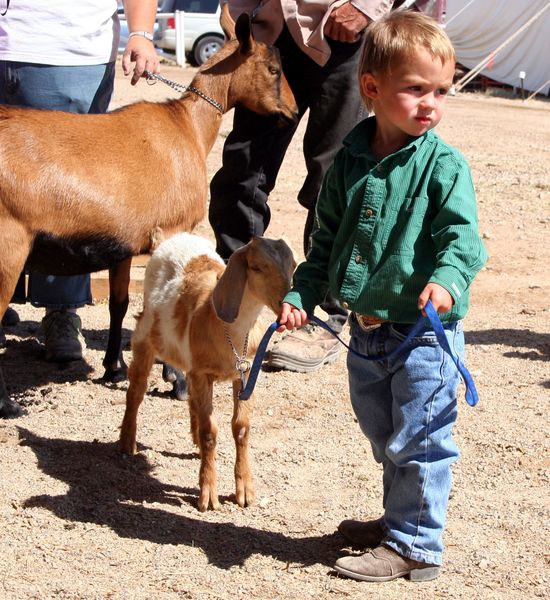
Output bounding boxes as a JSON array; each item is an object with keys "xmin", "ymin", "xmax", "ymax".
[{"xmin": 284, "ymin": 117, "xmax": 488, "ymax": 324}]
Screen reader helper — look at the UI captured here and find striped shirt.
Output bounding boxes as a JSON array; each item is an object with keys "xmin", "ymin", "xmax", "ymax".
[{"xmin": 284, "ymin": 117, "xmax": 488, "ymax": 323}]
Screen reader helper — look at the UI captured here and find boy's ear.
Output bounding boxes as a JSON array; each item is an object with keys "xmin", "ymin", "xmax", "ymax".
[{"xmin": 361, "ymin": 73, "xmax": 379, "ymax": 101}]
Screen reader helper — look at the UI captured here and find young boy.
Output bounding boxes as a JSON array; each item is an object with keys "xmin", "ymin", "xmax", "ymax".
[{"xmin": 277, "ymin": 11, "xmax": 487, "ymax": 583}]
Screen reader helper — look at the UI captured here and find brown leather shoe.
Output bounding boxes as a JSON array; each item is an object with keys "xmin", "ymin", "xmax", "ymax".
[
  {"xmin": 334, "ymin": 545, "xmax": 440, "ymax": 582},
  {"xmin": 337, "ymin": 517, "xmax": 386, "ymax": 548}
]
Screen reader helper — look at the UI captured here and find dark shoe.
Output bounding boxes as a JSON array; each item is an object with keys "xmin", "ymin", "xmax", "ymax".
[
  {"xmin": 41, "ymin": 311, "xmax": 86, "ymax": 362},
  {"xmin": 338, "ymin": 517, "xmax": 386, "ymax": 548},
  {"xmin": 0, "ymin": 396, "xmax": 23, "ymax": 418},
  {"xmin": 266, "ymin": 323, "xmax": 341, "ymax": 372},
  {"xmin": 334, "ymin": 545, "xmax": 440, "ymax": 582},
  {"xmin": 1, "ymin": 307, "xmax": 20, "ymax": 327}
]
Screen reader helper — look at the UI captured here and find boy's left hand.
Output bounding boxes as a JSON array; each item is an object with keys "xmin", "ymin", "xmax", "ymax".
[{"xmin": 418, "ymin": 283, "xmax": 454, "ymax": 315}]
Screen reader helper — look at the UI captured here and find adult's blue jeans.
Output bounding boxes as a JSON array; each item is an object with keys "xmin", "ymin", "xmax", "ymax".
[
  {"xmin": 347, "ymin": 317, "xmax": 464, "ymax": 566},
  {"xmin": 0, "ymin": 61, "xmax": 115, "ymax": 309}
]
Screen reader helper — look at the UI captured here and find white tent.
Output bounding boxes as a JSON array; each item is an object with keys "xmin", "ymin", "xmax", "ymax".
[{"xmin": 443, "ymin": 0, "xmax": 550, "ymax": 96}]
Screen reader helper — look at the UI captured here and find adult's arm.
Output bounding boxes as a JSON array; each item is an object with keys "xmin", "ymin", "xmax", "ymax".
[{"xmin": 122, "ymin": 0, "xmax": 161, "ymax": 85}]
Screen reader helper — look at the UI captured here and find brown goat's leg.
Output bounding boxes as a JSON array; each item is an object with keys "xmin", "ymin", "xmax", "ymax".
[
  {"xmin": 0, "ymin": 224, "xmax": 32, "ymax": 418},
  {"xmin": 103, "ymin": 258, "xmax": 131, "ymax": 383},
  {"xmin": 188, "ymin": 372, "xmax": 219, "ymax": 511},
  {"xmin": 232, "ymin": 380, "xmax": 256, "ymax": 508},
  {"xmin": 119, "ymin": 337, "xmax": 155, "ymax": 454}
]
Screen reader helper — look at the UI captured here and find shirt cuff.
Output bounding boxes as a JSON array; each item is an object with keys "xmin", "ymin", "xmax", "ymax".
[{"xmin": 430, "ymin": 266, "xmax": 469, "ymax": 303}]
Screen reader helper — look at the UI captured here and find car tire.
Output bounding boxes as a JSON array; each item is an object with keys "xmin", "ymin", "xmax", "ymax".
[{"xmin": 192, "ymin": 34, "xmax": 224, "ymax": 66}]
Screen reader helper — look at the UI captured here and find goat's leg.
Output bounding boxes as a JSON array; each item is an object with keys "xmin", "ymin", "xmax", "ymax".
[
  {"xmin": 103, "ymin": 258, "xmax": 131, "ymax": 383},
  {"xmin": 232, "ymin": 380, "xmax": 256, "ymax": 507},
  {"xmin": 0, "ymin": 224, "xmax": 32, "ymax": 418},
  {"xmin": 119, "ymin": 337, "xmax": 155, "ymax": 454},
  {"xmin": 188, "ymin": 372, "xmax": 219, "ymax": 511}
]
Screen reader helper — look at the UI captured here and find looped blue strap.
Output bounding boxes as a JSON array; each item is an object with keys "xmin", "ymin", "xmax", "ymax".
[{"xmin": 239, "ymin": 300, "xmax": 478, "ymax": 406}]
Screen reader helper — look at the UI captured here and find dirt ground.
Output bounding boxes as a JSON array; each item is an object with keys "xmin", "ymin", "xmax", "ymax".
[{"xmin": 0, "ymin": 60, "xmax": 548, "ymax": 600}]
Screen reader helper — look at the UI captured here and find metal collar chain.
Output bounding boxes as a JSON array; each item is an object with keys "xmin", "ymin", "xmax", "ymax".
[
  {"xmin": 223, "ymin": 325, "xmax": 251, "ymax": 390},
  {"xmin": 143, "ymin": 70, "xmax": 224, "ymax": 113}
]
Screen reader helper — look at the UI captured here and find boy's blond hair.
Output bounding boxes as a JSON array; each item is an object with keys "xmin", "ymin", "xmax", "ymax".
[{"xmin": 359, "ymin": 10, "xmax": 456, "ymax": 110}]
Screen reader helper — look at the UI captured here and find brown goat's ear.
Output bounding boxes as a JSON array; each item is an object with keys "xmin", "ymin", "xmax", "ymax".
[
  {"xmin": 220, "ymin": 2, "xmax": 236, "ymax": 40},
  {"xmin": 212, "ymin": 244, "xmax": 250, "ymax": 323},
  {"xmin": 235, "ymin": 12, "xmax": 253, "ymax": 54}
]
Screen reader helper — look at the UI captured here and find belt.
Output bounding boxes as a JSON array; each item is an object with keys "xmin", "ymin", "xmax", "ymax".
[{"xmin": 354, "ymin": 313, "xmax": 387, "ymax": 332}]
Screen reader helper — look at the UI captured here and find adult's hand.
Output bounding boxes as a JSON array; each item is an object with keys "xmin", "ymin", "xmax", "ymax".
[
  {"xmin": 122, "ymin": 0, "xmax": 160, "ymax": 85},
  {"xmin": 122, "ymin": 36, "xmax": 160, "ymax": 85},
  {"xmin": 324, "ymin": 2, "xmax": 371, "ymax": 43}
]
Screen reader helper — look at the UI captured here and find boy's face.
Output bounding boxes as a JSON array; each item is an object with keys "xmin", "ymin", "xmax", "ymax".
[{"xmin": 361, "ymin": 48, "xmax": 455, "ymax": 140}]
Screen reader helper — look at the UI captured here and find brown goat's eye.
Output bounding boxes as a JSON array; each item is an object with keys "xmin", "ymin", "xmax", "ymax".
[
  {"xmin": 249, "ymin": 265, "xmax": 263, "ymax": 273},
  {"xmin": 269, "ymin": 66, "xmax": 279, "ymax": 76}
]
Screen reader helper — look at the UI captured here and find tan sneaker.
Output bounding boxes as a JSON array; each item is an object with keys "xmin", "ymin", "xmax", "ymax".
[
  {"xmin": 266, "ymin": 323, "xmax": 341, "ymax": 372},
  {"xmin": 338, "ymin": 517, "xmax": 386, "ymax": 548},
  {"xmin": 41, "ymin": 311, "xmax": 86, "ymax": 362},
  {"xmin": 334, "ymin": 545, "xmax": 440, "ymax": 582}
]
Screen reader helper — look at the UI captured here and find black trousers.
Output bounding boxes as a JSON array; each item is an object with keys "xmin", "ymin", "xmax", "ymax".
[{"xmin": 209, "ymin": 26, "xmax": 366, "ymax": 329}]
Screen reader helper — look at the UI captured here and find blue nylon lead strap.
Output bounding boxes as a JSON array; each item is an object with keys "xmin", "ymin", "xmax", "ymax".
[{"xmin": 239, "ymin": 300, "xmax": 478, "ymax": 406}]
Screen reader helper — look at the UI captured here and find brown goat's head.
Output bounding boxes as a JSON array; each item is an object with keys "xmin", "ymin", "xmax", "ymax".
[
  {"xmin": 212, "ymin": 237, "xmax": 296, "ymax": 323},
  {"xmin": 205, "ymin": 6, "xmax": 297, "ymax": 125}
]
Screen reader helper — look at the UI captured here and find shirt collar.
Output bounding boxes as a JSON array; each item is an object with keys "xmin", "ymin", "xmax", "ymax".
[{"xmin": 343, "ymin": 116, "xmax": 436, "ymax": 163}]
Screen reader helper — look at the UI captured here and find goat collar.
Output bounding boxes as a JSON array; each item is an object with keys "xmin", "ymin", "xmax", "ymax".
[
  {"xmin": 223, "ymin": 325, "xmax": 250, "ymax": 390},
  {"xmin": 144, "ymin": 70, "xmax": 224, "ymax": 113}
]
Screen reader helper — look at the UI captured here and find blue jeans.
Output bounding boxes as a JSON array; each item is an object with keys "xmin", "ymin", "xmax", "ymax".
[
  {"xmin": 0, "ymin": 61, "xmax": 115, "ymax": 309},
  {"xmin": 347, "ymin": 317, "xmax": 464, "ymax": 566}
]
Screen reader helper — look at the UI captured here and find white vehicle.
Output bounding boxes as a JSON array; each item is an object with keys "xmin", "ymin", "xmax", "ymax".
[{"xmin": 156, "ymin": 0, "xmax": 224, "ymax": 66}]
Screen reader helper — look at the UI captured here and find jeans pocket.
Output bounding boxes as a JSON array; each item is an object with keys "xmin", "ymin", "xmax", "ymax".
[{"xmin": 389, "ymin": 323, "xmax": 439, "ymax": 346}]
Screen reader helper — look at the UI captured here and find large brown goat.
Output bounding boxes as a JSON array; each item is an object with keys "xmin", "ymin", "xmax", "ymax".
[
  {"xmin": 0, "ymin": 8, "xmax": 297, "ymax": 418},
  {"xmin": 119, "ymin": 233, "xmax": 295, "ymax": 511}
]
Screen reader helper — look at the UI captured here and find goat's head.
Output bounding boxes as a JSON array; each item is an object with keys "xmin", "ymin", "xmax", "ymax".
[
  {"xmin": 212, "ymin": 237, "xmax": 296, "ymax": 323},
  {"xmin": 205, "ymin": 5, "xmax": 297, "ymax": 126}
]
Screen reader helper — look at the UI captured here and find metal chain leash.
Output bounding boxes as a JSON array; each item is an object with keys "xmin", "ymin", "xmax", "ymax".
[
  {"xmin": 143, "ymin": 70, "xmax": 224, "ymax": 113},
  {"xmin": 223, "ymin": 325, "xmax": 251, "ymax": 390}
]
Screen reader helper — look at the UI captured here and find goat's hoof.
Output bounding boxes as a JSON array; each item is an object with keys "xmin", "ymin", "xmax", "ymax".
[
  {"xmin": 162, "ymin": 363, "xmax": 188, "ymax": 401},
  {"xmin": 171, "ymin": 378, "xmax": 188, "ymax": 401},
  {"xmin": 103, "ymin": 366, "xmax": 128, "ymax": 384},
  {"xmin": 118, "ymin": 436, "xmax": 137, "ymax": 456},
  {"xmin": 0, "ymin": 397, "xmax": 24, "ymax": 419},
  {"xmin": 236, "ymin": 486, "xmax": 256, "ymax": 508},
  {"xmin": 198, "ymin": 491, "xmax": 220, "ymax": 512}
]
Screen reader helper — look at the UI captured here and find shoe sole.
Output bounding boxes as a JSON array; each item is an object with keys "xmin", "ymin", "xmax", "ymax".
[
  {"xmin": 334, "ymin": 563, "xmax": 440, "ymax": 582},
  {"xmin": 265, "ymin": 344, "xmax": 342, "ymax": 372}
]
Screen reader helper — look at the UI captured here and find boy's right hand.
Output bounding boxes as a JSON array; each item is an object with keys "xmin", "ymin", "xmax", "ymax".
[{"xmin": 277, "ymin": 303, "xmax": 309, "ymax": 332}]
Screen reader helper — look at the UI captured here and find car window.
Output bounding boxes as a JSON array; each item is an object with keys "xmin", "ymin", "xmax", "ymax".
[{"xmin": 174, "ymin": 0, "xmax": 219, "ymax": 13}]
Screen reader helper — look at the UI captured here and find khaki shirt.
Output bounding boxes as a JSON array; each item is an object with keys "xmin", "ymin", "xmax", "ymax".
[{"xmin": 225, "ymin": 0, "xmax": 394, "ymax": 65}]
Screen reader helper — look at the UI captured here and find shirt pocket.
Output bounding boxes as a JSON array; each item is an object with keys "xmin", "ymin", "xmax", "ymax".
[{"xmin": 382, "ymin": 195, "xmax": 430, "ymax": 254}]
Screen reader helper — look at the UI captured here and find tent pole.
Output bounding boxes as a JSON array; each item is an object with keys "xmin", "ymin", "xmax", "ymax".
[{"xmin": 525, "ymin": 78, "xmax": 550, "ymax": 101}]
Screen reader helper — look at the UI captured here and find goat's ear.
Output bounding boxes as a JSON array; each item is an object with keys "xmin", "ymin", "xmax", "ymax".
[
  {"xmin": 220, "ymin": 2, "xmax": 236, "ymax": 40},
  {"xmin": 212, "ymin": 245, "xmax": 249, "ymax": 323},
  {"xmin": 235, "ymin": 12, "xmax": 253, "ymax": 54}
]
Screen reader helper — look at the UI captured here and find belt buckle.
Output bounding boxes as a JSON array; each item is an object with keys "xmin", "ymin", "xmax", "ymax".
[{"xmin": 355, "ymin": 313, "xmax": 384, "ymax": 332}]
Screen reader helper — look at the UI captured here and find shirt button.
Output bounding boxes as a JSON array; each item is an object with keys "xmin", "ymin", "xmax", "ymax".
[
  {"xmin": 342, "ymin": 301, "xmax": 349, "ymax": 309},
  {"xmin": 376, "ymin": 164, "xmax": 384, "ymax": 173},
  {"xmin": 355, "ymin": 255, "xmax": 363, "ymax": 264},
  {"xmin": 365, "ymin": 208, "xmax": 374, "ymax": 217}
]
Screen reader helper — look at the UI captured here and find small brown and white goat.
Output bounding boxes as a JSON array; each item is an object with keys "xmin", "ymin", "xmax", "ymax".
[
  {"xmin": 0, "ymin": 7, "xmax": 297, "ymax": 418},
  {"xmin": 119, "ymin": 233, "xmax": 295, "ymax": 511}
]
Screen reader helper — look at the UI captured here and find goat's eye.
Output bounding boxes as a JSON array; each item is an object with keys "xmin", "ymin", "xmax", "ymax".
[
  {"xmin": 250, "ymin": 265, "xmax": 263, "ymax": 273},
  {"xmin": 269, "ymin": 66, "xmax": 279, "ymax": 76}
]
